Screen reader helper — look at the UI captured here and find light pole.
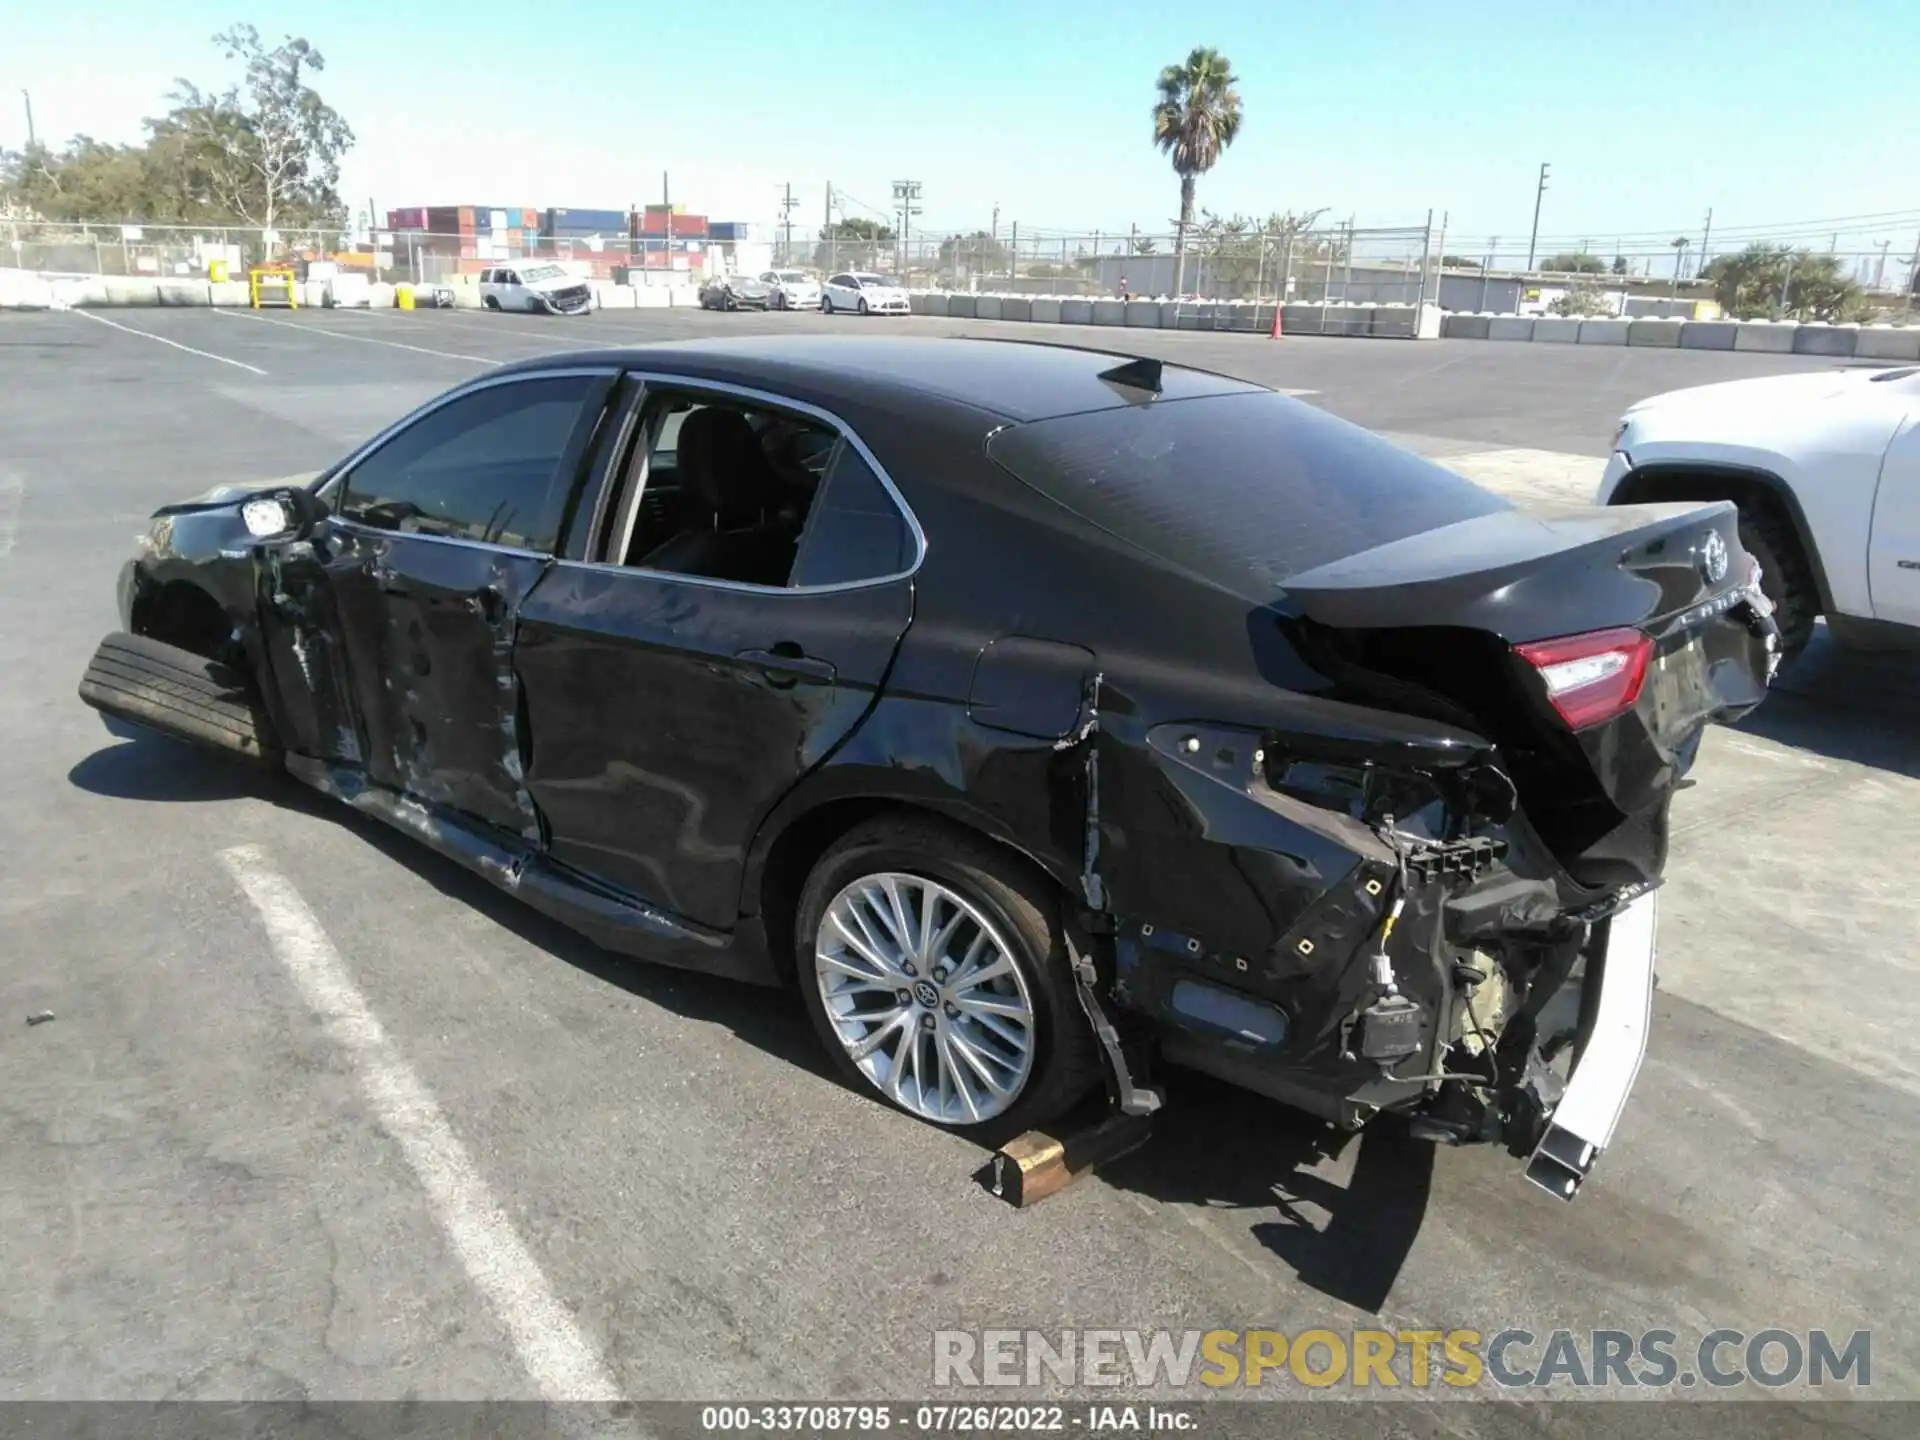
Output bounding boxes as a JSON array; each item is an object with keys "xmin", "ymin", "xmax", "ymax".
[
  {"xmin": 21, "ymin": 89, "xmax": 34, "ymax": 148},
  {"xmin": 890, "ymin": 179, "xmax": 921, "ymax": 279}
]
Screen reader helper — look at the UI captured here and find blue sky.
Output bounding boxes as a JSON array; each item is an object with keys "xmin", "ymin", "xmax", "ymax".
[{"xmin": 8, "ymin": 0, "xmax": 1918, "ymax": 270}]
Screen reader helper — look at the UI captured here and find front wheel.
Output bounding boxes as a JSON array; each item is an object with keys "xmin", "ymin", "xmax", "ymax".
[
  {"xmin": 1739, "ymin": 505, "xmax": 1817, "ymax": 658},
  {"xmin": 795, "ymin": 817, "xmax": 1102, "ymax": 1140},
  {"xmin": 822, "ymin": 295, "xmax": 834, "ymax": 313},
  {"xmin": 858, "ymin": 297, "xmax": 870, "ymax": 315}
]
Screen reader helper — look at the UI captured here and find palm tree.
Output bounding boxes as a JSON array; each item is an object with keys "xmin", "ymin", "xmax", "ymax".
[
  {"xmin": 1152, "ymin": 47, "xmax": 1243, "ymax": 296},
  {"xmin": 1670, "ymin": 235, "xmax": 1692, "ymax": 299}
]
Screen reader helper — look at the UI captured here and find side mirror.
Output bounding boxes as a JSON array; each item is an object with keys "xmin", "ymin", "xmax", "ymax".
[{"xmin": 240, "ymin": 486, "xmax": 328, "ymax": 543}]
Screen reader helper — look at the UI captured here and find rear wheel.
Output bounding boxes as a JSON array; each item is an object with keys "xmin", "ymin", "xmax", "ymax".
[
  {"xmin": 78, "ymin": 632, "xmax": 281, "ymax": 767},
  {"xmin": 482, "ymin": 294, "xmax": 501, "ymax": 311},
  {"xmin": 795, "ymin": 816, "xmax": 1101, "ymax": 1140}
]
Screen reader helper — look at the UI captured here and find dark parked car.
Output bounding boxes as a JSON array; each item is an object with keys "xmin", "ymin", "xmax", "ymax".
[{"xmin": 81, "ymin": 336, "xmax": 1777, "ymax": 1198}]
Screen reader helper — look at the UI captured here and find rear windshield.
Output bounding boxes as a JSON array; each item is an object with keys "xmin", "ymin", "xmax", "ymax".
[{"xmin": 985, "ymin": 392, "xmax": 1511, "ymax": 592}]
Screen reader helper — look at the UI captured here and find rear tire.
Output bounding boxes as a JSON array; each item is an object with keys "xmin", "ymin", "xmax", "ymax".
[
  {"xmin": 78, "ymin": 632, "xmax": 281, "ymax": 767},
  {"xmin": 795, "ymin": 816, "xmax": 1102, "ymax": 1142},
  {"xmin": 1739, "ymin": 505, "xmax": 1818, "ymax": 657},
  {"xmin": 482, "ymin": 295, "xmax": 501, "ymax": 311}
]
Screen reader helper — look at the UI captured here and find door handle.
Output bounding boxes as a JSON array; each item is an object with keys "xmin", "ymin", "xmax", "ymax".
[{"xmin": 735, "ymin": 648, "xmax": 835, "ymax": 687}]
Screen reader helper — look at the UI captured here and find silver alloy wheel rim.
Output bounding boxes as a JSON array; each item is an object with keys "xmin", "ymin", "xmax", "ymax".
[{"xmin": 815, "ymin": 871, "xmax": 1037, "ymax": 1125}]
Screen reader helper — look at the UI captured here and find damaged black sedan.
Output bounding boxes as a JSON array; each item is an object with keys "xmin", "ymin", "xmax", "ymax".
[{"xmin": 81, "ymin": 335, "xmax": 1777, "ymax": 1199}]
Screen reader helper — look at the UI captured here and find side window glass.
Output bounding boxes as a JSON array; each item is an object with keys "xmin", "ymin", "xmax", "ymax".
[
  {"xmin": 338, "ymin": 375, "xmax": 597, "ymax": 551},
  {"xmin": 790, "ymin": 444, "xmax": 914, "ymax": 587},
  {"xmin": 608, "ymin": 392, "xmax": 837, "ymax": 588}
]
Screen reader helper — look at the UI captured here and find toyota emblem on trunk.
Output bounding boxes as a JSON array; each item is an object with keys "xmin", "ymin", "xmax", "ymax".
[{"xmin": 1700, "ymin": 530, "xmax": 1729, "ymax": 585}]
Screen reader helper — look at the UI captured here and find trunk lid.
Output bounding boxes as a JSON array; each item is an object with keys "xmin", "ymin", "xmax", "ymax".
[{"xmin": 1279, "ymin": 500, "xmax": 1775, "ymax": 885}]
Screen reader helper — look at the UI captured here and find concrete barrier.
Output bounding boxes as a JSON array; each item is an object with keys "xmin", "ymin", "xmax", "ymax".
[
  {"xmin": 1793, "ymin": 324, "xmax": 1858, "ymax": 357},
  {"xmin": 1370, "ymin": 305, "xmax": 1418, "ymax": 338},
  {"xmin": 1489, "ymin": 315, "xmax": 1536, "ymax": 342},
  {"xmin": 1417, "ymin": 304, "xmax": 1444, "ymax": 339},
  {"xmin": 1855, "ymin": 326, "xmax": 1920, "ymax": 362},
  {"xmin": 99, "ymin": 277, "xmax": 164, "ymax": 306},
  {"xmin": 1281, "ymin": 303, "xmax": 1323, "ymax": 336},
  {"xmin": 1092, "ymin": 298, "xmax": 1126, "ymax": 326},
  {"xmin": 1062, "ymin": 298, "xmax": 1093, "ymax": 325},
  {"xmin": 1628, "ymin": 318, "xmax": 1684, "ymax": 347},
  {"xmin": 909, "ymin": 293, "xmax": 938, "ymax": 315},
  {"xmin": 1125, "ymin": 300, "xmax": 1161, "ymax": 327},
  {"xmin": 1732, "ymin": 321, "xmax": 1794, "ymax": 353},
  {"xmin": 632, "ymin": 287, "xmax": 670, "ymax": 309},
  {"xmin": 1001, "ymin": 296, "xmax": 1031, "ymax": 323},
  {"xmin": 207, "ymin": 280, "xmax": 251, "ymax": 308},
  {"xmin": 1031, "ymin": 297, "xmax": 1063, "ymax": 324},
  {"xmin": 975, "ymin": 295, "xmax": 1003, "ymax": 321},
  {"xmin": 1578, "ymin": 318, "xmax": 1631, "ymax": 345},
  {"xmin": 919, "ymin": 292, "xmax": 951, "ymax": 317},
  {"xmin": 1333, "ymin": 304, "xmax": 1371, "ymax": 337},
  {"xmin": 1532, "ymin": 316, "xmax": 1582, "ymax": 343},
  {"xmin": 592, "ymin": 283, "xmax": 637, "ymax": 309},
  {"xmin": 1442, "ymin": 313, "xmax": 1491, "ymax": 340},
  {"xmin": 1679, "ymin": 321, "xmax": 1738, "ymax": 351},
  {"xmin": 946, "ymin": 294, "xmax": 975, "ymax": 319},
  {"xmin": 153, "ymin": 279, "xmax": 212, "ymax": 306}
]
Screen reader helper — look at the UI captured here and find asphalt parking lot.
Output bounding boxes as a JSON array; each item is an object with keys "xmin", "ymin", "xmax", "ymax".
[{"xmin": 2, "ymin": 304, "xmax": 1916, "ymax": 1426}]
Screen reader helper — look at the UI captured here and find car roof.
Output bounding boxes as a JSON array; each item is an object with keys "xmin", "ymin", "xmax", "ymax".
[{"xmin": 494, "ymin": 334, "xmax": 1267, "ymax": 423}]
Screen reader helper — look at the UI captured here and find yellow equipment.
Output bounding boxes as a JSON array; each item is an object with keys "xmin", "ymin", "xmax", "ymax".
[
  {"xmin": 249, "ymin": 265, "xmax": 299, "ymax": 309},
  {"xmin": 396, "ymin": 285, "xmax": 416, "ymax": 311}
]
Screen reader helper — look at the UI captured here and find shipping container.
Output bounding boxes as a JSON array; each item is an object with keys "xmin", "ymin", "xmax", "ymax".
[
  {"xmin": 543, "ymin": 207, "xmax": 628, "ymax": 235},
  {"xmin": 709, "ymin": 221, "xmax": 750, "ymax": 241},
  {"xmin": 386, "ymin": 207, "xmax": 429, "ymax": 231}
]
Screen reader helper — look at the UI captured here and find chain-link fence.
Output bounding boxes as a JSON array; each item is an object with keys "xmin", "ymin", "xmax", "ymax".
[
  {"xmin": 776, "ymin": 221, "xmax": 1438, "ymax": 302},
  {"xmin": 2, "ymin": 218, "xmax": 722, "ymax": 286}
]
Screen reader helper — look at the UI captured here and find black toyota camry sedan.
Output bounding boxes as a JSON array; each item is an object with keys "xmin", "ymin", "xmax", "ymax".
[{"xmin": 80, "ymin": 334, "xmax": 1777, "ymax": 1198}]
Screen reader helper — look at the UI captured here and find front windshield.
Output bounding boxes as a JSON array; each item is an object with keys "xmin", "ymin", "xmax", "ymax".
[
  {"xmin": 853, "ymin": 273, "xmax": 891, "ymax": 287},
  {"xmin": 520, "ymin": 264, "xmax": 566, "ymax": 282},
  {"xmin": 776, "ymin": 271, "xmax": 812, "ymax": 284}
]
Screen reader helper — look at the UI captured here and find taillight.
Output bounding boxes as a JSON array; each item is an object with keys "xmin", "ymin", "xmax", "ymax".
[{"xmin": 1514, "ymin": 627, "xmax": 1653, "ymax": 730}]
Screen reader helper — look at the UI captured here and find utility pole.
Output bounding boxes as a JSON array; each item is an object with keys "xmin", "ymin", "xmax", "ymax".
[
  {"xmin": 890, "ymin": 179, "xmax": 921, "ymax": 278},
  {"xmin": 20, "ymin": 90, "xmax": 33, "ymax": 148},
  {"xmin": 1525, "ymin": 162, "xmax": 1550, "ymax": 270},
  {"xmin": 1697, "ymin": 207, "xmax": 1713, "ymax": 277},
  {"xmin": 1905, "ymin": 231, "xmax": 1920, "ymax": 310},
  {"xmin": 778, "ymin": 182, "xmax": 799, "ymax": 264}
]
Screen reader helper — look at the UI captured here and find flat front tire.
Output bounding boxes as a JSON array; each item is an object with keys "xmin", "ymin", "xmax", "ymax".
[
  {"xmin": 78, "ymin": 631, "xmax": 281, "ymax": 767},
  {"xmin": 795, "ymin": 816, "xmax": 1101, "ymax": 1140}
]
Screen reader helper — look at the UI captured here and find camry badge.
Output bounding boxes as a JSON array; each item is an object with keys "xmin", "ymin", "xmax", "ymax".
[{"xmin": 1700, "ymin": 530, "xmax": 1729, "ymax": 585}]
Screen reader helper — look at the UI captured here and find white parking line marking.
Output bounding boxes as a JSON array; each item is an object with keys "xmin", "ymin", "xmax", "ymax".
[
  {"xmin": 0, "ymin": 471, "xmax": 22, "ymax": 559},
  {"xmin": 219, "ymin": 845, "xmax": 623, "ymax": 1403},
  {"xmin": 71, "ymin": 309, "xmax": 268, "ymax": 375},
  {"xmin": 210, "ymin": 306, "xmax": 502, "ymax": 365}
]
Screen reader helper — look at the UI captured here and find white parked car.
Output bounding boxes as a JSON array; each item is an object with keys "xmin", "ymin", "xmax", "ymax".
[
  {"xmin": 821, "ymin": 272, "xmax": 910, "ymax": 315},
  {"xmin": 1596, "ymin": 363, "xmax": 1920, "ymax": 657},
  {"xmin": 479, "ymin": 263, "xmax": 593, "ymax": 315},
  {"xmin": 764, "ymin": 269, "xmax": 822, "ymax": 310}
]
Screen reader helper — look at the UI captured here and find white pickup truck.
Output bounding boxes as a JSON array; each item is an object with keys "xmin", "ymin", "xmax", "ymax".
[{"xmin": 1596, "ymin": 364, "xmax": 1920, "ymax": 657}]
